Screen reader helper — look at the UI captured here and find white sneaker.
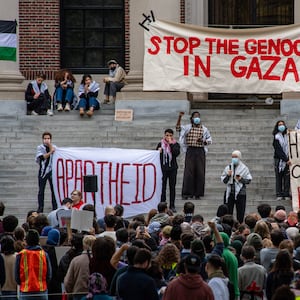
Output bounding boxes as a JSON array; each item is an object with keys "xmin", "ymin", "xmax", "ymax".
[
  {"xmin": 57, "ymin": 103, "xmax": 63, "ymax": 111},
  {"xmin": 31, "ymin": 110, "xmax": 38, "ymax": 116},
  {"xmin": 47, "ymin": 109, "xmax": 53, "ymax": 116},
  {"xmin": 64, "ymin": 103, "xmax": 71, "ymax": 111}
]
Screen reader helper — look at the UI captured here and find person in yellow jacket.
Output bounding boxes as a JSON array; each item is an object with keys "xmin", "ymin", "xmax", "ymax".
[{"xmin": 15, "ymin": 229, "xmax": 52, "ymax": 300}]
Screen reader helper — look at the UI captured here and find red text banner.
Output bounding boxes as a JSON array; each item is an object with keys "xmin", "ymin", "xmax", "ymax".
[
  {"xmin": 52, "ymin": 147, "xmax": 162, "ymax": 219},
  {"xmin": 144, "ymin": 20, "xmax": 300, "ymax": 93}
]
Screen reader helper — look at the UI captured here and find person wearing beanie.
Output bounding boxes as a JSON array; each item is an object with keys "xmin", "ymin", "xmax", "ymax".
[
  {"xmin": 274, "ymin": 209, "xmax": 287, "ymax": 223},
  {"xmin": 15, "ymin": 229, "xmax": 52, "ymax": 298},
  {"xmin": 221, "ymin": 150, "xmax": 252, "ymax": 224}
]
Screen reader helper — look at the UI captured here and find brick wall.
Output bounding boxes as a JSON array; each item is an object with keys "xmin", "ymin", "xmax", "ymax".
[
  {"xmin": 19, "ymin": 0, "xmax": 61, "ymax": 80},
  {"xmin": 19, "ymin": 0, "xmax": 130, "ymax": 80}
]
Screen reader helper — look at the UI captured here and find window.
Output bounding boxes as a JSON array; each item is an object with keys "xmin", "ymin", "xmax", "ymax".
[
  {"xmin": 61, "ymin": 0, "xmax": 124, "ymax": 74},
  {"xmin": 209, "ymin": 0, "xmax": 294, "ymax": 28}
]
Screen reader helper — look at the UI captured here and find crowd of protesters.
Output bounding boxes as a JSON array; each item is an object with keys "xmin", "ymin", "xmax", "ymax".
[{"xmin": 0, "ymin": 200, "xmax": 300, "ymax": 300}]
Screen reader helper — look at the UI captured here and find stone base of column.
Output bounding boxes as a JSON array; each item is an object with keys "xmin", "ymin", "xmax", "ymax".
[
  {"xmin": 0, "ymin": 72, "xmax": 26, "ymax": 115},
  {"xmin": 281, "ymin": 92, "xmax": 300, "ymax": 116}
]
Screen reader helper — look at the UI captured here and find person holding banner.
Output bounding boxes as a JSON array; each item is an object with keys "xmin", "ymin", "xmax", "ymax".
[
  {"xmin": 36, "ymin": 131, "xmax": 57, "ymax": 213},
  {"xmin": 221, "ymin": 150, "xmax": 252, "ymax": 224},
  {"xmin": 156, "ymin": 128, "xmax": 180, "ymax": 212},
  {"xmin": 177, "ymin": 111, "xmax": 212, "ymax": 200},
  {"xmin": 272, "ymin": 120, "xmax": 291, "ymax": 201}
]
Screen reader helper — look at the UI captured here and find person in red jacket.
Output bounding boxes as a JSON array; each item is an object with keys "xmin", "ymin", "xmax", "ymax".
[{"xmin": 15, "ymin": 229, "xmax": 52, "ymax": 300}]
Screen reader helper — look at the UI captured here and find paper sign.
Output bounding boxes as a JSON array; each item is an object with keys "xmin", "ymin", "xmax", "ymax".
[{"xmin": 71, "ymin": 209, "xmax": 94, "ymax": 232}]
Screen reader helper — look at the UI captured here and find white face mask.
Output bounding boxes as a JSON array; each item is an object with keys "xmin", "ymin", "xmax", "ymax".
[{"xmin": 193, "ymin": 117, "xmax": 200, "ymax": 125}]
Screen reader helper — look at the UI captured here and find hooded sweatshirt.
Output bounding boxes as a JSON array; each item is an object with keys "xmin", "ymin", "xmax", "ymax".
[
  {"xmin": 220, "ymin": 232, "xmax": 239, "ymax": 297},
  {"xmin": 162, "ymin": 273, "xmax": 214, "ymax": 300}
]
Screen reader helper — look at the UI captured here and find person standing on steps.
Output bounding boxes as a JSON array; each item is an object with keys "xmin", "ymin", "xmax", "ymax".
[
  {"xmin": 35, "ymin": 132, "xmax": 57, "ymax": 213},
  {"xmin": 272, "ymin": 120, "xmax": 291, "ymax": 201},
  {"xmin": 176, "ymin": 111, "xmax": 212, "ymax": 200},
  {"xmin": 221, "ymin": 150, "xmax": 252, "ymax": 224},
  {"xmin": 156, "ymin": 128, "xmax": 180, "ymax": 213}
]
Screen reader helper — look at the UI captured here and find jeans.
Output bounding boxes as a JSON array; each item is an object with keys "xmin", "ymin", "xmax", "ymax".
[
  {"xmin": 161, "ymin": 169, "xmax": 177, "ymax": 208},
  {"xmin": 38, "ymin": 172, "xmax": 57, "ymax": 213},
  {"xmin": 274, "ymin": 158, "xmax": 290, "ymax": 197},
  {"xmin": 55, "ymin": 86, "xmax": 74, "ymax": 103},
  {"xmin": 78, "ymin": 97, "xmax": 100, "ymax": 110}
]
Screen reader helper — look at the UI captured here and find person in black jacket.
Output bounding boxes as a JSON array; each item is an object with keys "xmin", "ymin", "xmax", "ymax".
[
  {"xmin": 272, "ymin": 120, "xmax": 291, "ymax": 200},
  {"xmin": 156, "ymin": 129, "xmax": 180, "ymax": 213}
]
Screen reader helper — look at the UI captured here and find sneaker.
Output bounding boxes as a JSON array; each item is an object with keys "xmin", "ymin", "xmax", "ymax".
[
  {"xmin": 170, "ymin": 207, "xmax": 177, "ymax": 213},
  {"xmin": 276, "ymin": 197, "xmax": 282, "ymax": 201},
  {"xmin": 86, "ymin": 110, "xmax": 94, "ymax": 117},
  {"xmin": 57, "ymin": 103, "xmax": 63, "ymax": 111},
  {"xmin": 31, "ymin": 110, "xmax": 38, "ymax": 116},
  {"xmin": 47, "ymin": 109, "xmax": 53, "ymax": 116},
  {"xmin": 64, "ymin": 103, "xmax": 71, "ymax": 111}
]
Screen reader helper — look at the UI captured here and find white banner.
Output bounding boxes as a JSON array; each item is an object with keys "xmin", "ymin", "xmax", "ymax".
[
  {"xmin": 52, "ymin": 148, "xmax": 162, "ymax": 219},
  {"xmin": 288, "ymin": 130, "xmax": 300, "ymax": 212},
  {"xmin": 143, "ymin": 20, "xmax": 300, "ymax": 93}
]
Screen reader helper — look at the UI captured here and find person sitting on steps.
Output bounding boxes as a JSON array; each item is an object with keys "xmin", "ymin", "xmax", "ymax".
[
  {"xmin": 54, "ymin": 68, "xmax": 76, "ymax": 112},
  {"xmin": 103, "ymin": 59, "xmax": 126, "ymax": 104}
]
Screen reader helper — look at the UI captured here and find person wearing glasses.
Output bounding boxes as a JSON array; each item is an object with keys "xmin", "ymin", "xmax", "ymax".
[{"xmin": 71, "ymin": 190, "xmax": 84, "ymax": 209}]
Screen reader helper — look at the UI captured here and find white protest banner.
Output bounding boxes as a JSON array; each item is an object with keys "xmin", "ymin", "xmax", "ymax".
[
  {"xmin": 288, "ymin": 130, "xmax": 300, "ymax": 212},
  {"xmin": 52, "ymin": 147, "xmax": 162, "ymax": 219},
  {"xmin": 143, "ymin": 20, "xmax": 300, "ymax": 93}
]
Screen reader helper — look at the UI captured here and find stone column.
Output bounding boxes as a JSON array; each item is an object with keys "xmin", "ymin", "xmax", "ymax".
[
  {"xmin": 185, "ymin": 0, "xmax": 208, "ymax": 102},
  {"xmin": 0, "ymin": 0, "xmax": 25, "ymax": 115},
  {"xmin": 118, "ymin": 0, "xmax": 189, "ymax": 117}
]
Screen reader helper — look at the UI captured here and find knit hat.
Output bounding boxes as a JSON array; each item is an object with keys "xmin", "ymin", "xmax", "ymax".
[
  {"xmin": 147, "ymin": 221, "xmax": 161, "ymax": 234},
  {"xmin": 47, "ymin": 229, "xmax": 60, "ymax": 246},
  {"xmin": 41, "ymin": 225, "xmax": 52, "ymax": 237},
  {"xmin": 274, "ymin": 209, "xmax": 287, "ymax": 222},
  {"xmin": 232, "ymin": 150, "xmax": 242, "ymax": 159},
  {"xmin": 287, "ymin": 211, "xmax": 298, "ymax": 227},
  {"xmin": 191, "ymin": 239, "xmax": 205, "ymax": 259},
  {"xmin": 86, "ymin": 272, "xmax": 108, "ymax": 299},
  {"xmin": 184, "ymin": 254, "xmax": 201, "ymax": 272},
  {"xmin": 245, "ymin": 233, "xmax": 263, "ymax": 250}
]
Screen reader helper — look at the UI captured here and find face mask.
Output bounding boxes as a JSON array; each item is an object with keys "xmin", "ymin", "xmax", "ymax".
[
  {"xmin": 193, "ymin": 117, "xmax": 200, "ymax": 125},
  {"xmin": 232, "ymin": 158, "xmax": 239, "ymax": 165},
  {"xmin": 278, "ymin": 125, "xmax": 285, "ymax": 132}
]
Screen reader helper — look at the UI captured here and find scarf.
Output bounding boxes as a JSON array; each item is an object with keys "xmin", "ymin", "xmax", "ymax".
[
  {"xmin": 223, "ymin": 161, "xmax": 251, "ymax": 201},
  {"xmin": 208, "ymin": 270, "xmax": 226, "ymax": 279},
  {"xmin": 78, "ymin": 81, "xmax": 100, "ymax": 97},
  {"xmin": 161, "ymin": 138, "xmax": 176, "ymax": 167},
  {"xmin": 31, "ymin": 80, "xmax": 48, "ymax": 94},
  {"xmin": 275, "ymin": 132, "xmax": 288, "ymax": 172}
]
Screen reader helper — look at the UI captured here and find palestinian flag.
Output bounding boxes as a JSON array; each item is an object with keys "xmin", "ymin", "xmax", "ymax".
[{"xmin": 0, "ymin": 20, "xmax": 17, "ymax": 61}]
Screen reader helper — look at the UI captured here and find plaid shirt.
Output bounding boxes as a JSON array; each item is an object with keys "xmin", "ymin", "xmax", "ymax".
[{"xmin": 186, "ymin": 125, "xmax": 204, "ymax": 147}]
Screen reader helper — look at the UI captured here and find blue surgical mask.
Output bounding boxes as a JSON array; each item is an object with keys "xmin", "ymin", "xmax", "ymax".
[
  {"xmin": 193, "ymin": 117, "xmax": 201, "ymax": 125},
  {"xmin": 232, "ymin": 158, "xmax": 239, "ymax": 165},
  {"xmin": 278, "ymin": 125, "xmax": 285, "ymax": 132}
]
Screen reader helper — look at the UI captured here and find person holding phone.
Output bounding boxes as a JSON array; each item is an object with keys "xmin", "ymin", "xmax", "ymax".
[{"xmin": 221, "ymin": 150, "xmax": 252, "ymax": 224}]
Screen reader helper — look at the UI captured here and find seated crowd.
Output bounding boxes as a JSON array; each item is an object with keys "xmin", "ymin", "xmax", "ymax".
[
  {"xmin": 0, "ymin": 200, "xmax": 299, "ymax": 300},
  {"xmin": 25, "ymin": 60, "xmax": 126, "ymax": 118}
]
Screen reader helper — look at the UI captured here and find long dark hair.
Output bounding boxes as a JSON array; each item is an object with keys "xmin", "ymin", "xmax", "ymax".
[
  {"xmin": 272, "ymin": 120, "xmax": 287, "ymax": 136},
  {"xmin": 81, "ymin": 74, "xmax": 92, "ymax": 85}
]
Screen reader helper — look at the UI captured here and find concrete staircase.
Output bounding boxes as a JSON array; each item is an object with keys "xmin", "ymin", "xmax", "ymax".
[{"xmin": 0, "ymin": 106, "xmax": 296, "ymax": 223}]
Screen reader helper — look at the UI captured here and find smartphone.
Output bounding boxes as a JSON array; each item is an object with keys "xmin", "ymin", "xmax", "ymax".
[{"xmin": 140, "ymin": 225, "xmax": 145, "ymax": 233}]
